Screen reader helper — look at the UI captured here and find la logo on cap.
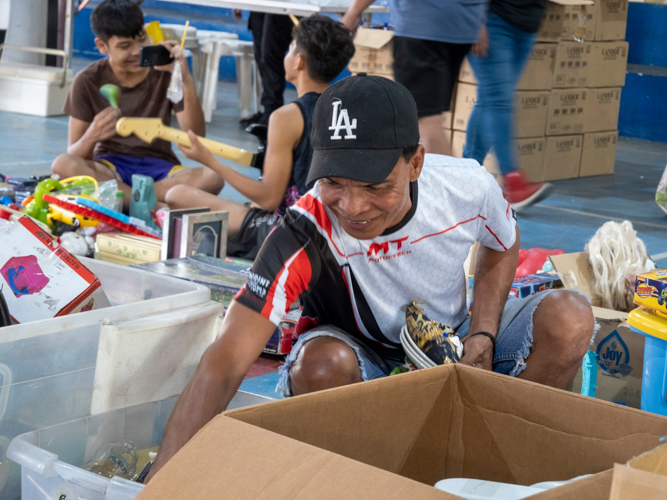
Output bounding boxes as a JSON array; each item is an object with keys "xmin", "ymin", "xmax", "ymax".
[{"xmin": 329, "ymin": 98, "xmax": 357, "ymax": 140}]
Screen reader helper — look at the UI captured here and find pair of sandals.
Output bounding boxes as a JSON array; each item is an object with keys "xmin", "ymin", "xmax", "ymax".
[{"xmin": 401, "ymin": 302, "xmax": 464, "ymax": 369}]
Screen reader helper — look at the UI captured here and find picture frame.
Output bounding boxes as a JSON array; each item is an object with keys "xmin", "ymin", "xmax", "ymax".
[
  {"xmin": 180, "ymin": 211, "xmax": 229, "ymax": 259},
  {"xmin": 161, "ymin": 207, "xmax": 209, "ymax": 260}
]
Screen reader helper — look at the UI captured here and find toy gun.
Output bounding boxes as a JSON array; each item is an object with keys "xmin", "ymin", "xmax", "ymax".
[{"xmin": 116, "ymin": 118, "xmax": 265, "ymax": 169}]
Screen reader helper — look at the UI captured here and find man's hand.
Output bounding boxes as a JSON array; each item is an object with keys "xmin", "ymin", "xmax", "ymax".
[
  {"xmin": 471, "ymin": 24, "xmax": 489, "ymax": 57},
  {"xmin": 233, "ymin": 9, "xmax": 242, "ymax": 20},
  {"xmin": 178, "ymin": 130, "xmax": 216, "ymax": 166},
  {"xmin": 85, "ymin": 107, "xmax": 121, "ymax": 142},
  {"xmin": 459, "ymin": 334, "xmax": 494, "ymax": 370},
  {"xmin": 154, "ymin": 40, "xmax": 191, "ymax": 81}
]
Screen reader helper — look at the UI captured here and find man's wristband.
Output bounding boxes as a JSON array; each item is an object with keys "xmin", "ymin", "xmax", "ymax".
[{"xmin": 467, "ymin": 331, "xmax": 496, "ymax": 357}]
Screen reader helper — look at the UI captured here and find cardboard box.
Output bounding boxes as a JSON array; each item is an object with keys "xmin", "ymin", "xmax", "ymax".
[
  {"xmin": 442, "ymin": 86, "xmax": 456, "ymax": 130},
  {"xmin": 516, "ymin": 136, "xmax": 547, "ymax": 182},
  {"xmin": 538, "ymin": 0, "xmax": 568, "ymax": 42},
  {"xmin": 580, "ymin": 130, "xmax": 618, "ymax": 177},
  {"xmin": 451, "ymin": 130, "xmax": 500, "ymax": 177},
  {"xmin": 594, "ymin": 0, "xmax": 629, "ymax": 41},
  {"xmin": 452, "ymin": 82, "xmax": 477, "ymax": 132},
  {"xmin": 609, "ymin": 444, "xmax": 667, "ymax": 499},
  {"xmin": 547, "ymin": 88, "xmax": 588, "ymax": 136},
  {"xmin": 585, "ymin": 87, "xmax": 621, "ymax": 133},
  {"xmin": 635, "ymin": 270, "xmax": 667, "ymax": 314},
  {"xmin": 516, "ymin": 43, "xmax": 557, "ymax": 91},
  {"xmin": 0, "ymin": 216, "xmax": 108, "ymax": 323},
  {"xmin": 543, "ymin": 134, "xmax": 583, "ymax": 180},
  {"xmin": 96, "ymin": 233, "xmax": 162, "ymax": 265},
  {"xmin": 510, "ymin": 273, "xmax": 560, "ymax": 299},
  {"xmin": 140, "ymin": 364, "xmax": 667, "ymax": 500},
  {"xmin": 451, "ymin": 132, "xmax": 545, "ymax": 182},
  {"xmin": 348, "ymin": 28, "xmax": 394, "ymax": 76},
  {"xmin": 515, "ymin": 90, "xmax": 550, "ymax": 138},
  {"xmin": 554, "ymin": 41, "xmax": 592, "ymax": 88},
  {"xmin": 442, "ymin": 110, "xmax": 453, "ymax": 130},
  {"xmin": 551, "ymin": 252, "xmax": 645, "ymax": 408},
  {"xmin": 458, "ymin": 57, "xmax": 477, "ymax": 84},
  {"xmin": 588, "ymin": 41, "xmax": 628, "ymax": 88},
  {"xmin": 561, "ymin": 4, "xmax": 596, "ymax": 41},
  {"xmin": 538, "ymin": 0, "xmax": 594, "ymax": 42}
]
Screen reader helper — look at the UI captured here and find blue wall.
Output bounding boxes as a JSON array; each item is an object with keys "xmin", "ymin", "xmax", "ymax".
[
  {"xmin": 619, "ymin": 2, "xmax": 667, "ymax": 143},
  {"xmin": 73, "ymin": 1, "xmax": 390, "ymax": 82}
]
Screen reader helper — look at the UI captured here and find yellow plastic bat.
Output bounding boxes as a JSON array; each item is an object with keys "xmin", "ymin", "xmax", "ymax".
[{"xmin": 116, "ymin": 117, "xmax": 262, "ymax": 168}]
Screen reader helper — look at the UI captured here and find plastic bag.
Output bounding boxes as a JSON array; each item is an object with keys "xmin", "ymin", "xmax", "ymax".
[
  {"xmin": 83, "ymin": 440, "xmax": 138, "ymax": 480},
  {"xmin": 167, "ymin": 48, "xmax": 192, "ymax": 104},
  {"xmin": 656, "ymin": 164, "xmax": 667, "ymax": 215},
  {"xmin": 573, "ymin": 5, "xmax": 588, "ymax": 42}
]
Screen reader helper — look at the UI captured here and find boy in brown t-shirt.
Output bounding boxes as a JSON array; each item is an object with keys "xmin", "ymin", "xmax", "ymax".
[{"xmin": 52, "ymin": 0, "xmax": 223, "ymax": 208}]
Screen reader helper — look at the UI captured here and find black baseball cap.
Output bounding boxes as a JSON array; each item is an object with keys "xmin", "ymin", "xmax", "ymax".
[{"xmin": 306, "ymin": 74, "xmax": 420, "ymax": 186}]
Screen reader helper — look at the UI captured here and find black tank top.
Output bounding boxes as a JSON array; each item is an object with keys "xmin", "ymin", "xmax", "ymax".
[{"xmin": 277, "ymin": 92, "xmax": 320, "ymax": 216}]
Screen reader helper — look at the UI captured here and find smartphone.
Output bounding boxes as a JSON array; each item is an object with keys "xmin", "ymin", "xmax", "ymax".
[{"xmin": 140, "ymin": 45, "xmax": 173, "ymax": 67}]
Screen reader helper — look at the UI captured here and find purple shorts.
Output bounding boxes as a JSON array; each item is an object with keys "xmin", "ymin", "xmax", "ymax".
[{"xmin": 95, "ymin": 154, "xmax": 185, "ymax": 186}]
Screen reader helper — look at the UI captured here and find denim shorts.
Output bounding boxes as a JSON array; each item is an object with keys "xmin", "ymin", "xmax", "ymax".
[{"xmin": 277, "ymin": 289, "xmax": 597, "ymax": 397}]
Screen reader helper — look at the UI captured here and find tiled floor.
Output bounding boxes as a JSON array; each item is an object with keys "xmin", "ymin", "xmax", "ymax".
[{"xmin": 2, "ymin": 59, "xmax": 667, "ymax": 399}]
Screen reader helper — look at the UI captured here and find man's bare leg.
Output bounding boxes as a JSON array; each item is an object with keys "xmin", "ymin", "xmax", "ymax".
[
  {"xmin": 419, "ymin": 115, "xmax": 452, "ymax": 156},
  {"xmin": 155, "ymin": 167, "xmax": 224, "ymax": 201},
  {"xmin": 165, "ymin": 185, "xmax": 250, "ymax": 236},
  {"xmin": 52, "ymin": 153, "xmax": 132, "ymax": 208},
  {"xmin": 517, "ymin": 290, "xmax": 595, "ymax": 390},
  {"xmin": 289, "ymin": 336, "xmax": 363, "ymax": 396}
]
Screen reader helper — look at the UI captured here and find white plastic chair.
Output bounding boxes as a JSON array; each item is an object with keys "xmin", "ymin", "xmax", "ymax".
[{"xmin": 198, "ymin": 33, "xmax": 261, "ymax": 123}]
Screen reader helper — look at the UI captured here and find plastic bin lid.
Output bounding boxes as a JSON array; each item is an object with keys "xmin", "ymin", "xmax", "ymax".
[{"xmin": 628, "ymin": 307, "xmax": 667, "ymax": 341}]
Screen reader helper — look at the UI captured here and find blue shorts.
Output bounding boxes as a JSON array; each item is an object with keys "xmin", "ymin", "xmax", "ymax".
[
  {"xmin": 277, "ymin": 289, "xmax": 597, "ymax": 397},
  {"xmin": 95, "ymin": 154, "xmax": 185, "ymax": 186}
]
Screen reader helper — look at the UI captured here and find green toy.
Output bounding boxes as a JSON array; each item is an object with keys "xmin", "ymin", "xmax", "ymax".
[
  {"xmin": 100, "ymin": 84, "xmax": 120, "ymax": 108},
  {"xmin": 22, "ymin": 176, "xmax": 97, "ymax": 230},
  {"xmin": 23, "ymin": 178, "xmax": 64, "ymax": 228}
]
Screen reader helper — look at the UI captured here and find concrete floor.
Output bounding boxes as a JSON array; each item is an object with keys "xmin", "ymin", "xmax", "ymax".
[
  {"xmin": 2, "ymin": 60, "xmax": 667, "ymax": 261},
  {"xmin": 3, "ymin": 78, "xmax": 667, "ymax": 260},
  {"xmin": 1, "ymin": 60, "xmax": 667, "ymax": 400}
]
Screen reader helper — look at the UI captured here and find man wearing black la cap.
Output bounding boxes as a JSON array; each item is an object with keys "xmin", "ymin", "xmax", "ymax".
[{"xmin": 146, "ymin": 75, "xmax": 595, "ymax": 481}]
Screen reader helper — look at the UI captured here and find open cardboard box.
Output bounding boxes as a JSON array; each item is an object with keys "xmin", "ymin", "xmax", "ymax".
[
  {"xmin": 610, "ymin": 443, "xmax": 667, "ymax": 499},
  {"xmin": 550, "ymin": 252, "xmax": 644, "ymax": 408},
  {"xmin": 139, "ymin": 365, "xmax": 667, "ymax": 499}
]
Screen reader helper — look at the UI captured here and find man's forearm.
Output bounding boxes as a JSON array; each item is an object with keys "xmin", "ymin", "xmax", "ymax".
[
  {"xmin": 349, "ymin": 0, "xmax": 375, "ymax": 16},
  {"xmin": 203, "ymin": 157, "xmax": 283, "ymax": 211},
  {"xmin": 469, "ymin": 230, "xmax": 520, "ymax": 336},
  {"xmin": 67, "ymin": 133, "xmax": 97, "ymax": 160},
  {"xmin": 149, "ymin": 350, "xmax": 243, "ymax": 478}
]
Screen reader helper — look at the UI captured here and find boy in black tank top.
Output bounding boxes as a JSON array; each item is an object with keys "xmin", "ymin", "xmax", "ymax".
[{"xmin": 166, "ymin": 15, "xmax": 355, "ymax": 259}]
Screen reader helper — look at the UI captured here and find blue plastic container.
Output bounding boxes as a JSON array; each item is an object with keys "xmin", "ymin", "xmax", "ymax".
[{"xmin": 629, "ymin": 307, "xmax": 667, "ymax": 416}]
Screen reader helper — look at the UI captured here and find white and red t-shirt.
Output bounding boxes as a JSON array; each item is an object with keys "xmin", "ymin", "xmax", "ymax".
[{"xmin": 236, "ymin": 154, "xmax": 517, "ymax": 360}]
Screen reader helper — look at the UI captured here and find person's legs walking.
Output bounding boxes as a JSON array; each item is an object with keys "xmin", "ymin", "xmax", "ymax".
[
  {"xmin": 465, "ymin": 13, "xmax": 517, "ymax": 174},
  {"xmin": 241, "ymin": 12, "xmax": 266, "ymax": 127},
  {"xmin": 394, "ymin": 36, "xmax": 469, "ymax": 155},
  {"xmin": 257, "ymin": 14, "xmax": 294, "ymax": 124}
]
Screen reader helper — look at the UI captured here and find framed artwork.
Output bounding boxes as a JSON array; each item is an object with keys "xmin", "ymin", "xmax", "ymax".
[
  {"xmin": 180, "ymin": 211, "xmax": 229, "ymax": 259},
  {"xmin": 161, "ymin": 207, "xmax": 209, "ymax": 260}
]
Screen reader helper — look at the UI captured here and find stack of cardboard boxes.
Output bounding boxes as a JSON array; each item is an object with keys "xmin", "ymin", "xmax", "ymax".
[{"xmin": 348, "ymin": 0, "xmax": 628, "ymax": 182}]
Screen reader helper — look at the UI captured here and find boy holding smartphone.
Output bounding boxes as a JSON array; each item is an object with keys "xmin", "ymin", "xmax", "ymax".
[{"xmin": 52, "ymin": 0, "xmax": 223, "ymax": 208}]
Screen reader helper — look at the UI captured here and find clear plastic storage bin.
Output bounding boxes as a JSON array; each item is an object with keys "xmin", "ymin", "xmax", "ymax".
[
  {"xmin": 7, "ymin": 393, "xmax": 273, "ymax": 500},
  {"xmin": 0, "ymin": 258, "xmax": 211, "ymax": 499}
]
